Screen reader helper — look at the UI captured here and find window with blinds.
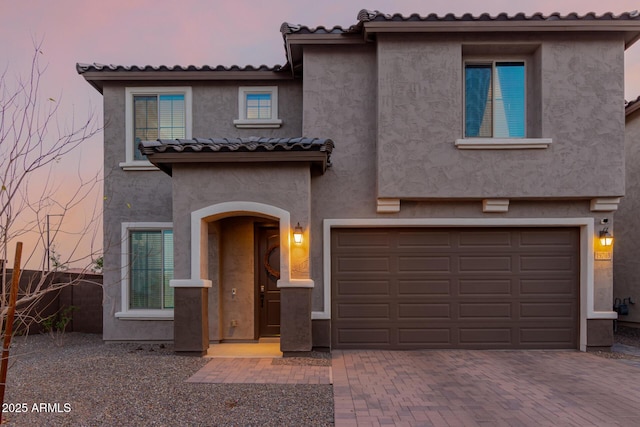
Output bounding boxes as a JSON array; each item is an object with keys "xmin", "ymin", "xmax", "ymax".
[
  {"xmin": 129, "ymin": 229, "xmax": 174, "ymax": 309},
  {"xmin": 133, "ymin": 94, "xmax": 186, "ymax": 160},
  {"xmin": 465, "ymin": 61, "xmax": 525, "ymax": 138}
]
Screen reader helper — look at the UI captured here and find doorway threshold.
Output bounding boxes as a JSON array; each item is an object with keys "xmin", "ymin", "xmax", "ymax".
[{"xmin": 206, "ymin": 339, "xmax": 282, "ymax": 358}]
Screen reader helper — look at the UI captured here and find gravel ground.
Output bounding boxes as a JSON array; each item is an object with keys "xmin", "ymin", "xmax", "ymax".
[{"xmin": 1, "ymin": 333, "xmax": 334, "ymax": 427}]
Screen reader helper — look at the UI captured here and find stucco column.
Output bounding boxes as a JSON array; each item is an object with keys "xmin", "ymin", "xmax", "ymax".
[
  {"xmin": 280, "ymin": 287, "xmax": 312, "ymax": 352},
  {"xmin": 171, "ymin": 281, "xmax": 211, "ymax": 356},
  {"xmin": 279, "ymin": 184, "xmax": 314, "ymax": 353}
]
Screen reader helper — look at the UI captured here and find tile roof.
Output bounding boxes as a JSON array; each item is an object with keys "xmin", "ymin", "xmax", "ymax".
[
  {"xmin": 139, "ymin": 137, "xmax": 334, "ymax": 175},
  {"xmin": 76, "ymin": 63, "xmax": 287, "ymax": 74},
  {"xmin": 78, "ymin": 9, "xmax": 640, "ymax": 87},
  {"xmin": 280, "ymin": 9, "xmax": 640, "ymax": 35},
  {"xmin": 139, "ymin": 137, "xmax": 333, "ymax": 155}
]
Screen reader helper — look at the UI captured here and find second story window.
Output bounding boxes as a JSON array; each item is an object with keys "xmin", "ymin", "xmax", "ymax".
[
  {"xmin": 133, "ymin": 94, "xmax": 185, "ymax": 160},
  {"xmin": 465, "ymin": 61, "xmax": 525, "ymax": 138},
  {"xmin": 122, "ymin": 87, "xmax": 192, "ymax": 170},
  {"xmin": 246, "ymin": 93, "xmax": 272, "ymax": 119},
  {"xmin": 234, "ymin": 86, "xmax": 282, "ymax": 128}
]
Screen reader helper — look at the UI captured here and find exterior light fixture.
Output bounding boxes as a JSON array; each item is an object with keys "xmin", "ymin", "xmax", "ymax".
[
  {"xmin": 293, "ymin": 223, "xmax": 303, "ymax": 244},
  {"xmin": 599, "ymin": 228, "xmax": 613, "ymax": 246}
]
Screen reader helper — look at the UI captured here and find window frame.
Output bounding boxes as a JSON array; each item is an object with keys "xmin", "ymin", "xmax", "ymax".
[
  {"xmin": 122, "ymin": 87, "xmax": 192, "ymax": 171},
  {"xmin": 116, "ymin": 222, "xmax": 174, "ymax": 320},
  {"xmin": 233, "ymin": 86, "xmax": 282, "ymax": 128},
  {"xmin": 457, "ymin": 56, "xmax": 551, "ymax": 150},
  {"xmin": 464, "ymin": 59, "xmax": 527, "ymax": 139}
]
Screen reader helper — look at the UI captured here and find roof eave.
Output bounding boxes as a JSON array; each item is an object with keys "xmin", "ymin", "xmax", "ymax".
[
  {"xmin": 79, "ymin": 69, "xmax": 294, "ymax": 93},
  {"xmin": 361, "ymin": 21, "xmax": 640, "ymax": 47},
  {"xmin": 146, "ymin": 151, "xmax": 330, "ymax": 175}
]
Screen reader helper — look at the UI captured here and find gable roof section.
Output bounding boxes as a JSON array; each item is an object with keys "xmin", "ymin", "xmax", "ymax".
[
  {"xmin": 280, "ymin": 9, "xmax": 640, "ymax": 75},
  {"xmin": 139, "ymin": 137, "xmax": 334, "ymax": 176}
]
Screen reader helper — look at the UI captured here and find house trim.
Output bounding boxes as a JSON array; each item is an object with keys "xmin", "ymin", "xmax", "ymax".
[
  {"xmin": 318, "ymin": 217, "xmax": 614, "ymax": 352},
  {"xmin": 455, "ymin": 138, "xmax": 552, "ymax": 149}
]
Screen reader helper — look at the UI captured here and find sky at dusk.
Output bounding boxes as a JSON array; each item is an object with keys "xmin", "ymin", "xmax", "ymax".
[{"xmin": 1, "ymin": 0, "xmax": 640, "ymax": 266}]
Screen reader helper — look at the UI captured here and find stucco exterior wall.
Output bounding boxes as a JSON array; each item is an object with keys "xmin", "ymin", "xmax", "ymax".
[
  {"xmin": 614, "ymin": 109, "xmax": 640, "ymax": 324},
  {"xmin": 303, "ymin": 45, "xmax": 378, "ymax": 311},
  {"xmin": 191, "ymin": 80, "xmax": 302, "ymax": 137},
  {"xmin": 102, "ymin": 85, "xmax": 174, "ymax": 341},
  {"xmin": 376, "ymin": 33, "xmax": 625, "ymax": 199}
]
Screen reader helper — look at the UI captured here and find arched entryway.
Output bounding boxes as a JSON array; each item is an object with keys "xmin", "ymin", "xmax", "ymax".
[{"xmin": 190, "ymin": 202, "xmax": 292, "ymax": 343}]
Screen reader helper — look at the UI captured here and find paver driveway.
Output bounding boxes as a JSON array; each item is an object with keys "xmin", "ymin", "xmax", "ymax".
[{"xmin": 332, "ymin": 350, "xmax": 640, "ymax": 426}]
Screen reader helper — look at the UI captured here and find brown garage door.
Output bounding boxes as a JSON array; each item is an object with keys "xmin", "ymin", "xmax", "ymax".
[{"xmin": 331, "ymin": 227, "xmax": 579, "ymax": 349}]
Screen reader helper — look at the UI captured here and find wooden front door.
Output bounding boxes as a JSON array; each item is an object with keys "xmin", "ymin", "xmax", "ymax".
[{"xmin": 256, "ymin": 226, "xmax": 280, "ymax": 337}]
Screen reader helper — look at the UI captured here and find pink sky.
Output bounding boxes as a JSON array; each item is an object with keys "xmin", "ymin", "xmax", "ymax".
[{"xmin": 1, "ymin": 0, "xmax": 640, "ymax": 267}]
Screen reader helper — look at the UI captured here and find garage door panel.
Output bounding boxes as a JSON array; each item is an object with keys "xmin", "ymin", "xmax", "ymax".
[
  {"xmin": 459, "ymin": 231, "xmax": 512, "ymax": 247},
  {"xmin": 459, "ymin": 303, "xmax": 512, "ymax": 319},
  {"xmin": 520, "ymin": 230, "xmax": 577, "ymax": 247},
  {"xmin": 520, "ymin": 328, "xmax": 574, "ymax": 344},
  {"xmin": 337, "ymin": 328, "xmax": 390, "ymax": 344},
  {"xmin": 337, "ymin": 303, "xmax": 390, "ymax": 319},
  {"xmin": 335, "ymin": 231, "xmax": 390, "ymax": 248},
  {"xmin": 459, "ymin": 256, "xmax": 512, "ymax": 272},
  {"xmin": 398, "ymin": 328, "xmax": 451, "ymax": 345},
  {"xmin": 520, "ymin": 279, "xmax": 575, "ymax": 295},
  {"xmin": 459, "ymin": 279, "xmax": 512, "ymax": 295},
  {"xmin": 397, "ymin": 231, "xmax": 451, "ymax": 247},
  {"xmin": 520, "ymin": 302, "xmax": 574, "ymax": 319},
  {"xmin": 520, "ymin": 255, "xmax": 575, "ymax": 272},
  {"xmin": 399, "ymin": 256, "xmax": 451, "ymax": 272},
  {"xmin": 337, "ymin": 256, "xmax": 390, "ymax": 272},
  {"xmin": 398, "ymin": 280, "xmax": 451, "ymax": 296},
  {"xmin": 332, "ymin": 227, "xmax": 579, "ymax": 350},
  {"xmin": 459, "ymin": 328, "xmax": 513, "ymax": 344},
  {"xmin": 335, "ymin": 280, "xmax": 390, "ymax": 296},
  {"xmin": 398, "ymin": 303, "xmax": 450, "ymax": 319}
]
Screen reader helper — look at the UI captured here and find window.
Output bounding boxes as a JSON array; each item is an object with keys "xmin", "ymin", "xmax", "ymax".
[
  {"xmin": 465, "ymin": 61, "xmax": 525, "ymax": 138},
  {"xmin": 130, "ymin": 229, "xmax": 174, "ymax": 309},
  {"xmin": 117, "ymin": 223, "xmax": 174, "ymax": 319},
  {"xmin": 234, "ymin": 86, "xmax": 282, "ymax": 128},
  {"xmin": 122, "ymin": 87, "xmax": 192, "ymax": 170}
]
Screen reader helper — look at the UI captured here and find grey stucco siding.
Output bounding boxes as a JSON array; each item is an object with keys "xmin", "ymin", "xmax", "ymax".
[
  {"xmin": 102, "ymin": 86, "xmax": 174, "ymax": 340},
  {"xmin": 375, "ymin": 33, "xmax": 625, "ymax": 200}
]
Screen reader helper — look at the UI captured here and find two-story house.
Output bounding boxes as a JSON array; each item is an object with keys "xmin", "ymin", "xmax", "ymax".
[{"xmin": 78, "ymin": 10, "xmax": 640, "ymax": 355}]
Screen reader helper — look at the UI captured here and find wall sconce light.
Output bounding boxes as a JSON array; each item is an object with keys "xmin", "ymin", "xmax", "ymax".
[
  {"xmin": 599, "ymin": 228, "xmax": 613, "ymax": 246},
  {"xmin": 293, "ymin": 222, "xmax": 303, "ymax": 244}
]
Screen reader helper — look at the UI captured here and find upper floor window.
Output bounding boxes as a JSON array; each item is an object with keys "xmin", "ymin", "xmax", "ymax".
[
  {"xmin": 234, "ymin": 86, "xmax": 282, "ymax": 128},
  {"xmin": 465, "ymin": 61, "xmax": 525, "ymax": 138},
  {"xmin": 122, "ymin": 87, "xmax": 192, "ymax": 170}
]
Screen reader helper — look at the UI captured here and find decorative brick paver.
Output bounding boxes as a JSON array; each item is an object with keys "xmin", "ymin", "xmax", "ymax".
[
  {"xmin": 186, "ymin": 357, "xmax": 332, "ymax": 384},
  {"xmin": 332, "ymin": 350, "xmax": 640, "ymax": 426}
]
